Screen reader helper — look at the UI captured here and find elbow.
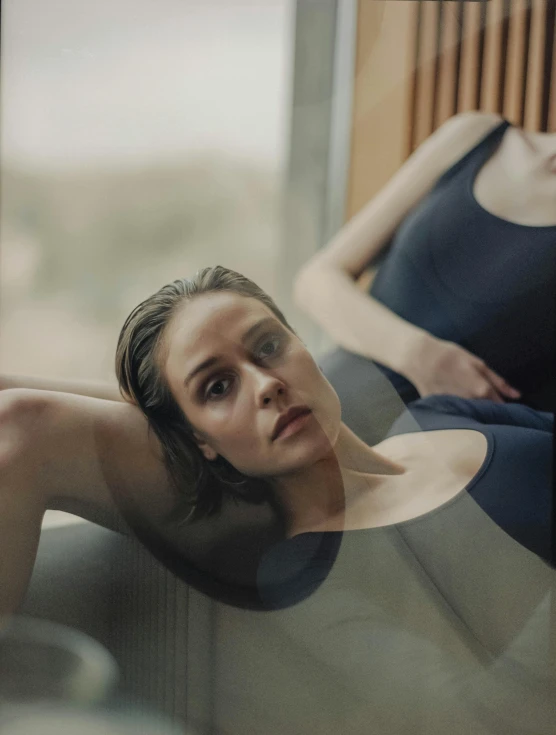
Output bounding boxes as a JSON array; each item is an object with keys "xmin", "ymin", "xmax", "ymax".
[
  {"xmin": 292, "ymin": 264, "xmax": 313, "ymax": 311},
  {"xmin": 0, "ymin": 390, "xmax": 47, "ymax": 472},
  {"xmin": 293, "ymin": 261, "xmax": 331, "ymax": 313},
  {"xmin": 294, "ymin": 259, "xmax": 352, "ymax": 313}
]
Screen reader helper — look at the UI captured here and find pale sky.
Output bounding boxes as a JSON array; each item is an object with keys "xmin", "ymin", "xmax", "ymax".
[{"xmin": 1, "ymin": 0, "xmax": 292, "ymax": 171}]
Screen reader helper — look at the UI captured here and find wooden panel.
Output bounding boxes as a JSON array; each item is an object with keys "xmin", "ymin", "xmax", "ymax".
[
  {"xmin": 347, "ymin": 0, "xmax": 554, "ymax": 221},
  {"xmin": 432, "ymin": 1, "xmax": 445, "ymax": 125},
  {"xmin": 504, "ymin": 0, "xmax": 531, "ymax": 123},
  {"xmin": 477, "ymin": 0, "xmax": 489, "ymax": 107},
  {"xmin": 550, "ymin": 10, "xmax": 556, "ymax": 129},
  {"xmin": 436, "ymin": 1, "xmax": 463, "ymax": 124},
  {"xmin": 498, "ymin": 0, "xmax": 512, "ymax": 111},
  {"xmin": 413, "ymin": 1, "xmax": 441, "ymax": 147},
  {"xmin": 346, "ymin": 1, "xmax": 416, "ymax": 218},
  {"xmin": 459, "ymin": 1, "xmax": 484, "ymax": 111},
  {"xmin": 407, "ymin": 1, "xmax": 422, "ymax": 153},
  {"xmin": 524, "ymin": 0, "xmax": 546, "ymax": 129},
  {"xmin": 541, "ymin": 0, "xmax": 556, "ymax": 129},
  {"xmin": 481, "ymin": 0, "xmax": 505, "ymax": 112},
  {"xmin": 453, "ymin": 0, "xmax": 466, "ymax": 111},
  {"xmin": 519, "ymin": 0, "xmax": 534, "ymax": 125}
]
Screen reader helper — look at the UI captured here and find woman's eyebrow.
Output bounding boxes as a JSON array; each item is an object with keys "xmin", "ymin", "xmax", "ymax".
[
  {"xmin": 241, "ymin": 316, "xmax": 277, "ymax": 344},
  {"xmin": 183, "ymin": 317, "xmax": 278, "ymax": 388},
  {"xmin": 184, "ymin": 356, "xmax": 220, "ymax": 388}
]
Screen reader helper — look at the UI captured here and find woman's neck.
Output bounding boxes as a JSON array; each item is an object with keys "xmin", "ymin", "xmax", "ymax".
[
  {"xmin": 272, "ymin": 423, "xmax": 405, "ymax": 537},
  {"xmin": 334, "ymin": 422, "xmax": 404, "ymax": 477},
  {"xmin": 503, "ymin": 128, "xmax": 556, "ymax": 179}
]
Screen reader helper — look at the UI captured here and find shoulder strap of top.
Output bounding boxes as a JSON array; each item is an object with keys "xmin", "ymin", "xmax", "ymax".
[{"xmin": 434, "ymin": 117, "xmax": 512, "ymax": 187}]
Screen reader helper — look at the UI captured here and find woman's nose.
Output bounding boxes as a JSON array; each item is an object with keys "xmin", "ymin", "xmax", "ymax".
[{"xmin": 251, "ymin": 369, "xmax": 286, "ymax": 407}]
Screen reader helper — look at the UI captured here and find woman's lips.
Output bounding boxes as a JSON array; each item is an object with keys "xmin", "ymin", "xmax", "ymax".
[{"xmin": 274, "ymin": 410, "xmax": 312, "ymax": 440}]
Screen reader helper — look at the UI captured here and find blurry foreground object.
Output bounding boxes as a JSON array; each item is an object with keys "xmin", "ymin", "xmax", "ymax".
[
  {"xmin": 0, "ymin": 707, "xmax": 185, "ymax": 735},
  {"xmin": 0, "ymin": 616, "xmax": 185, "ymax": 734},
  {"xmin": 0, "ymin": 616, "xmax": 117, "ymax": 705}
]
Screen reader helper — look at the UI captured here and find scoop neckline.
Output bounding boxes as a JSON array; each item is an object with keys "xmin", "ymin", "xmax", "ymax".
[
  {"xmin": 290, "ymin": 427, "xmax": 495, "ymax": 538},
  {"xmin": 468, "ymin": 120, "xmax": 556, "ymax": 230}
]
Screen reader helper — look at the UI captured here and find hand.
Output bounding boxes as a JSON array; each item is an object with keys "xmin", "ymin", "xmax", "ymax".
[{"xmin": 405, "ymin": 337, "xmax": 521, "ymax": 403}]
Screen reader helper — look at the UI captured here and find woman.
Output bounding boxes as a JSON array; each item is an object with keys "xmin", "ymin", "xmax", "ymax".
[
  {"xmin": 295, "ymin": 111, "xmax": 556, "ymax": 444},
  {"xmin": 0, "ymin": 267, "xmax": 553, "ymax": 733}
]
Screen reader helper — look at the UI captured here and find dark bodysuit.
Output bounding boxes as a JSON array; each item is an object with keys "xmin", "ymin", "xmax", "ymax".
[
  {"xmin": 255, "ymin": 397, "xmax": 555, "ymax": 735},
  {"xmin": 320, "ymin": 119, "xmax": 556, "ymax": 445}
]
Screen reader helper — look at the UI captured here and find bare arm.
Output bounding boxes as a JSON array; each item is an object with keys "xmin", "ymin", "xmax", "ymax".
[
  {"xmin": 0, "ymin": 389, "xmax": 176, "ymax": 616},
  {"xmin": 294, "ymin": 111, "xmax": 505, "ymax": 374},
  {"xmin": 0, "ymin": 374, "xmax": 124, "ymax": 402}
]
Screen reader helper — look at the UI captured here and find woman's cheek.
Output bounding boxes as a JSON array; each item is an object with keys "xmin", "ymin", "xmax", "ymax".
[{"xmin": 213, "ymin": 409, "xmax": 249, "ymax": 450}]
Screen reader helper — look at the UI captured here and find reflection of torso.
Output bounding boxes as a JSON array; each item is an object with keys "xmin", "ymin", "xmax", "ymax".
[
  {"xmin": 340, "ymin": 427, "xmax": 488, "ymax": 530},
  {"xmin": 256, "ymin": 397, "xmax": 554, "ymax": 735},
  {"xmin": 370, "ymin": 120, "xmax": 556, "ymax": 411}
]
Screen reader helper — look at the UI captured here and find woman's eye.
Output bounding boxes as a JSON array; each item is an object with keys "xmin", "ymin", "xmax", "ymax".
[
  {"xmin": 256, "ymin": 335, "xmax": 282, "ymax": 360},
  {"xmin": 205, "ymin": 377, "xmax": 232, "ymax": 401}
]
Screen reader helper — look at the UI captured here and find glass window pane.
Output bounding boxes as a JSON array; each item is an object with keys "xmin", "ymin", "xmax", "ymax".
[{"xmin": 1, "ymin": 0, "xmax": 292, "ymax": 381}]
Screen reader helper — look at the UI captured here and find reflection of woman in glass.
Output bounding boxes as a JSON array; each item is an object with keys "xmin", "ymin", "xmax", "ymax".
[
  {"xmin": 295, "ymin": 111, "xmax": 556, "ymax": 444},
  {"xmin": 1, "ymin": 268, "xmax": 553, "ymax": 735}
]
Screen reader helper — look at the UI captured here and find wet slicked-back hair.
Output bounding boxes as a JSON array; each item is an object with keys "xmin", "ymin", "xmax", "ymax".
[{"xmin": 116, "ymin": 265, "xmax": 295, "ymax": 521}]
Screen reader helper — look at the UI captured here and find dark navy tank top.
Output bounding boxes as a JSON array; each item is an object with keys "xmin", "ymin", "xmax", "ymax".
[{"xmin": 370, "ymin": 119, "xmax": 556, "ymax": 411}]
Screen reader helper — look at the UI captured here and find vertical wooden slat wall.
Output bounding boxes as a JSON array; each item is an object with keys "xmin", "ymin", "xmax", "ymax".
[
  {"xmin": 542, "ymin": 0, "xmax": 556, "ymax": 128},
  {"xmin": 408, "ymin": 0, "xmax": 556, "ymax": 153},
  {"xmin": 458, "ymin": 1, "xmax": 484, "ymax": 110},
  {"xmin": 525, "ymin": 0, "xmax": 548, "ymax": 128},
  {"xmin": 504, "ymin": 0, "xmax": 529, "ymax": 123},
  {"xmin": 412, "ymin": 2, "xmax": 440, "ymax": 148},
  {"xmin": 435, "ymin": 0, "xmax": 461, "ymax": 126},
  {"xmin": 347, "ymin": 0, "xmax": 555, "ymax": 217},
  {"xmin": 550, "ymin": 9, "xmax": 556, "ymax": 128}
]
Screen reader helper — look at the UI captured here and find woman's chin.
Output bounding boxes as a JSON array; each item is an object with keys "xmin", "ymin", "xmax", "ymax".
[
  {"xmin": 232, "ymin": 411, "xmax": 341, "ymax": 481},
  {"xmin": 278, "ymin": 430, "xmax": 339, "ymax": 476}
]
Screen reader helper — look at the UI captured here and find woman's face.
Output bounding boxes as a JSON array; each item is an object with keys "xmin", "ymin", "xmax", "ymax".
[{"xmin": 163, "ymin": 291, "xmax": 342, "ymax": 479}]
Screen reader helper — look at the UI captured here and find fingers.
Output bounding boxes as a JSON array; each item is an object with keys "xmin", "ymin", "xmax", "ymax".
[
  {"xmin": 477, "ymin": 363, "xmax": 521, "ymax": 400},
  {"xmin": 471, "ymin": 380, "xmax": 503, "ymax": 402},
  {"xmin": 484, "ymin": 387, "xmax": 504, "ymax": 403}
]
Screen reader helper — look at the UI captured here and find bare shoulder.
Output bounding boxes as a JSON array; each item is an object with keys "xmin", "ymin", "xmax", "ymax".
[
  {"xmin": 420, "ymin": 111, "xmax": 506, "ymax": 161},
  {"xmin": 384, "ymin": 111, "xmax": 507, "ymax": 196},
  {"xmin": 375, "ymin": 427, "xmax": 488, "ymax": 479},
  {"xmin": 437, "ymin": 110, "xmax": 505, "ymax": 133}
]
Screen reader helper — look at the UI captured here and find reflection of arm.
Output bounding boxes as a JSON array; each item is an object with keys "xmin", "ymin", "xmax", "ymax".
[
  {"xmin": 293, "ymin": 112, "xmax": 503, "ymax": 374},
  {"xmin": 0, "ymin": 374, "xmax": 124, "ymax": 402}
]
